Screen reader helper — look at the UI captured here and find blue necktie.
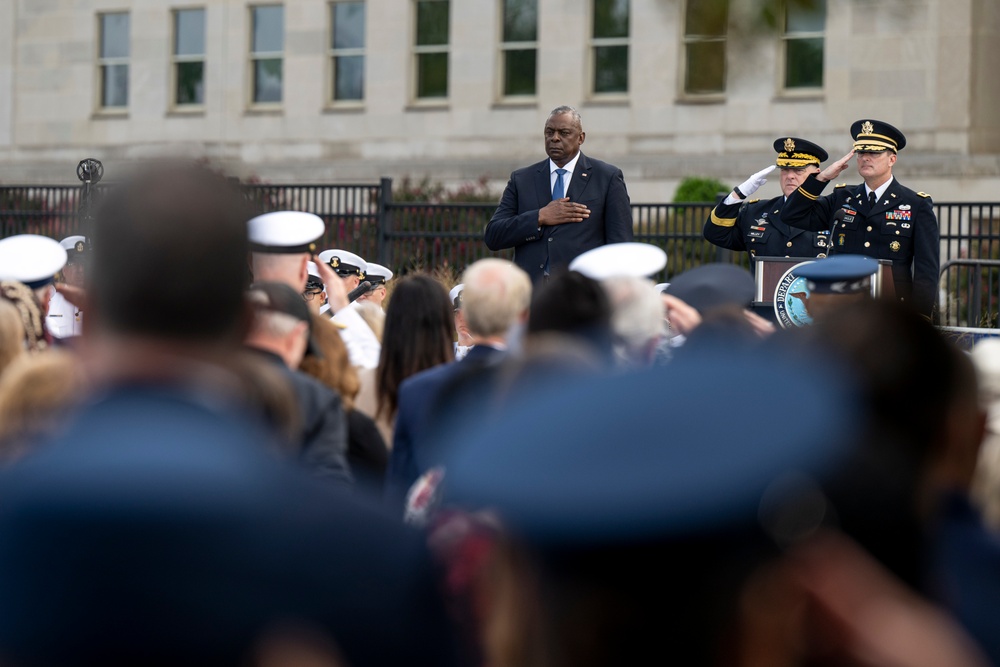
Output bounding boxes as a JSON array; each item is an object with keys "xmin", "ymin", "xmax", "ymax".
[{"xmin": 552, "ymin": 168, "xmax": 567, "ymax": 200}]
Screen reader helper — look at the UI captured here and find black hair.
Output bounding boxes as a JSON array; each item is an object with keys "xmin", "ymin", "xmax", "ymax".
[{"xmin": 88, "ymin": 161, "xmax": 253, "ymax": 343}]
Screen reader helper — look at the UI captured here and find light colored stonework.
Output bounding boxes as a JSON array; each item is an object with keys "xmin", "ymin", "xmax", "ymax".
[{"xmin": 0, "ymin": 0, "xmax": 997, "ymax": 203}]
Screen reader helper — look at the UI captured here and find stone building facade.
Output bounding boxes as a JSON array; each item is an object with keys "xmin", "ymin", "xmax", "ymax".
[{"xmin": 0, "ymin": 0, "xmax": 998, "ymax": 202}]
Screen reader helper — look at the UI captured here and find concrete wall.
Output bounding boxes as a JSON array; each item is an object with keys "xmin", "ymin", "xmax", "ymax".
[{"xmin": 0, "ymin": 0, "xmax": 997, "ymax": 202}]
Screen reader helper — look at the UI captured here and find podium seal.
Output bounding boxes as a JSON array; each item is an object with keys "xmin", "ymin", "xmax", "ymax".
[{"xmin": 774, "ymin": 261, "xmax": 816, "ymax": 329}]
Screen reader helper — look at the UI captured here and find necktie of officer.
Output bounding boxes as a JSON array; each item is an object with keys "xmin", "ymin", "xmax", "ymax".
[
  {"xmin": 552, "ymin": 168, "xmax": 567, "ymax": 200},
  {"xmin": 868, "ymin": 190, "xmax": 877, "ymax": 211}
]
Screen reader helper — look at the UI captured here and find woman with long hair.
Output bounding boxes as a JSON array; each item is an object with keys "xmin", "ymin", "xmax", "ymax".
[{"xmin": 375, "ymin": 274, "xmax": 454, "ymax": 438}]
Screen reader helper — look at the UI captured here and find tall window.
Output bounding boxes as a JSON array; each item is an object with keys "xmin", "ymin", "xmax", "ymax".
[
  {"xmin": 591, "ymin": 0, "xmax": 629, "ymax": 94},
  {"xmin": 683, "ymin": 0, "xmax": 728, "ymax": 95},
  {"xmin": 173, "ymin": 8, "xmax": 206, "ymax": 106},
  {"xmin": 330, "ymin": 2, "xmax": 365, "ymax": 102},
  {"xmin": 414, "ymin": 0, "xmax": 449, "ymax": 99},
  {"xmin": 783, "ymin": 0, "xmax": 825, "ymax": 89},
  {"xmin": 98, "ymin": 12, "xmax": 129, "ymax": 108},
  {"xmin": 251, "ymin": 5, "xmax": 284, "ymax": 104},
  {"xmin": 500, "ymin": 0, "xmax": 537, "ymax": 98}
]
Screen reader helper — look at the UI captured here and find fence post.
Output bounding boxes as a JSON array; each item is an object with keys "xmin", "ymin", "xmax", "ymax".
[
  {"xmin": 712, "ymin": 192, "xmax": 728, "ymax": 263},
  {"xmin": 76, "ymin": 158, "xmax": 103, "ymax": 238},
  {"xmin": 377, "ymin": 177, "xmax": 392, "ymax": 266}
]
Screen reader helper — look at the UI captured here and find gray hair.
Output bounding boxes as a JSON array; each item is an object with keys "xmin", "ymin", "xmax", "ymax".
[{"xmin": 548, "ymin": 105, "xmax": 582, "ymax": 128}]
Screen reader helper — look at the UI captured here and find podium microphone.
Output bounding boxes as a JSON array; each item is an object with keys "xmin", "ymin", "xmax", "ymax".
[{"xmin": 347, "ymin": 280, "xmax": 373, "ymax": 303}]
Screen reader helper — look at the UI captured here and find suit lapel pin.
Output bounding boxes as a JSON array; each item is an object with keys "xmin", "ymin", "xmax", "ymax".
[{"xmin": 581, "ymin": 173, "xmax": 588, "ymax": 178}]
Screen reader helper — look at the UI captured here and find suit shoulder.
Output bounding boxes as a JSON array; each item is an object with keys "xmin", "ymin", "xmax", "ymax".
[
  {"xmin": 581, "ymin": 154, "xmax": 623, "ymax": 174},
  {"xmin": 743, "ymin": 196, "xmax": 778, "ymax": 211},
  {"xmin": 510, "ymin": 159, "xmax": 548, "ymax": 178}
]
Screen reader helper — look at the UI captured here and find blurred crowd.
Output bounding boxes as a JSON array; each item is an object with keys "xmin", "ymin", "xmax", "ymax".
[{"xmin": 0, "ymin": 160, "xmax": 998, "ymax": 667}]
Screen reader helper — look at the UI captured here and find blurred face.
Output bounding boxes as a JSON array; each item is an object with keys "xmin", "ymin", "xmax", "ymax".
[
  {"xmin": 62, "ymin": 262, "xmax": 85, "ymax": 287},
  {"xmin": 544, "ymin": 113, "xmax": 585, "ymax": 168},
  {"xmin": 302, "ymin": 287, "xmax": 326, "ymax": 316},
  {"xmin": 342, "ymin": 274, "xmax": 360, "ymax": 292},
  {"xmin": 359, "ymin": 285, "xmax": 386, "ymax": 307},
  {"xmin": 856, "ymin": 150, "xmax": 896, "ymax": 186},
  {"xmin": 779, "ymin": 165, "xmax": 820, "ymax": 198}
]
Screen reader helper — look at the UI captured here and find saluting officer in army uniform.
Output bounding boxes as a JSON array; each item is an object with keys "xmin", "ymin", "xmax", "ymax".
[
  {"xmin": 704, "ymin": 138, "xmax": 832, "ymax": 261},
  {"xmin": 781, "ymin": 119, "xmax": 940, "ymax": 317}
]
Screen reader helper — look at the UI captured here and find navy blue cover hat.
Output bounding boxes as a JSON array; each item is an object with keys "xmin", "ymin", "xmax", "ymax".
[
  {"xmin": 851, "ymin": 119, "xmax": 907, "ymax": 153},
  {"xmin": 773, "ymin": 137, "xmax": 829, "ymax": 167},
  {"xmin": 794, "ymin": 255, "xmax": 879, "ymax": 295},
  {"xmin": 665, "ymin": 264, "xmax": 755, "ymax": 313},
  {"xmin": 442, "ymin": 345, "xmax": 861, "ymax": 547}
]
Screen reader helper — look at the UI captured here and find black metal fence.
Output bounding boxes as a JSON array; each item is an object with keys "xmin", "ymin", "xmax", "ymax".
[{"xmin": 2, "ymin": 180, "xmax": 999, "ymax": 326}]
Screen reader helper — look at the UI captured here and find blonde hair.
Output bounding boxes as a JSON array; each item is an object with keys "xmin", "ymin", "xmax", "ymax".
[
  {"xmin": 0, "ymin": 299, "xmax": 26, "ymax": 377},
  {"xmin": 0, "ymin": 350, "xmax": 88, "ymax": 463},
  {"xmin": 299, "ymin": 314, "xmax": 361, "ymax": 412}
]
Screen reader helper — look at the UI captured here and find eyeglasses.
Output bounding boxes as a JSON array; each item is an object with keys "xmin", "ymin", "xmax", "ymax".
[{"xmin": 302, "ymin": 289, "xmax": 325, "ymax": 301}]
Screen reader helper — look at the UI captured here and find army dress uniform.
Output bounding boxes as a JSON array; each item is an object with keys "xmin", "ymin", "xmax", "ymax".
[
  {"xmin": 781, "ymin": 121, "xmax": 940, "ymax": 316},
  {"xmin": 704, "ymin": 137, "xmax": 832, "ymax": 261}
]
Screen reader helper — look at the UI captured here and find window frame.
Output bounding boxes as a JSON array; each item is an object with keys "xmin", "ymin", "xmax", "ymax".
[
  {"xmin": 678, "ymin": 0, "xmax": 728, "ymax": 102},
  {"xmin": 248, "ymin": 4, "xmax": 284, "ymax": 109},
  {"xmin": 170, "ymin": 6, "xmax": 207, "ymax": 112},
  {"xmin": 779, "ymin": 0, "xmax": 826, "ymax": 96},
  {"xmin": 96, "ymin": 11, "xmax": 130, "ymax": 113},
  {"xmin": 588, "ymin": 0, "xmax": 630, "ymax": 99},
  {"xmin": 496, "ymin": 0, "xmax": 538, "ymax": 103},
  {"xmin": 411, "ymin": 0, "xmax": 450, "ymax": 104},
  {"xmin": 328, "ymin": 0, "xmax": 366, "ymax": 107}
]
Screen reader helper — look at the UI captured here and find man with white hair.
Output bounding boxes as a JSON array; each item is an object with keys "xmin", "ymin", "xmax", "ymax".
[
  {"xmin": 387, "ymin": 258, "xmax": 532, "ymax": 507},
  {"xmin": 601, "ymin": 275, "xmax": 666, "ymax": 367}
]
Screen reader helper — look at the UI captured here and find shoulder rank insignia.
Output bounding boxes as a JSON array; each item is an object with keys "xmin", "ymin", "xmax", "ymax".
[
  {"xmin": 748, "ymin": 198, "xmax": 761, "ymax": 204},
  {"xmin": 834, "ymin": 183, "xmax": 847, "ymax": 188},
  {"xmin": 917, "ymin": 192, "xmax": 932, "ymax": 198}
]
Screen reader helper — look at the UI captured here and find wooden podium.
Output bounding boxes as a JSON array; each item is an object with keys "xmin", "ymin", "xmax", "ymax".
[{"xmin": 752, "ymin": 256, "xmax": 896, "ymax": 308}]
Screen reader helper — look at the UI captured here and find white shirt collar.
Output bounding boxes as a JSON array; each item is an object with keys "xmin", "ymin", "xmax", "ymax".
[
  {"xmin": 866, "ymin": 176, "xmax": 894, "ymax": 202},
  {"xmin": 549, "ymin": 151, "xmax": 581, "ymax": 177}
]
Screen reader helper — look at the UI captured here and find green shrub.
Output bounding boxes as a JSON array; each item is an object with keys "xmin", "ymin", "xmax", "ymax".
[{"xmin": 673, "ymin": 177, "xmax": 730, "ymax": 203}]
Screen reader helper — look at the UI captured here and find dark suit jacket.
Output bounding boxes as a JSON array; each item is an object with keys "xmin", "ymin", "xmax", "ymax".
[
  {"xmin": 386, "ymin": 345, "xmax": 505, "ymax": 507},
  {"xmin": 485, "ymin": 152, "xmax": 633, "ymax": 282},
  {"xmin": 782, "ymin": 174, "xmax": 940, "ymax": 316}
]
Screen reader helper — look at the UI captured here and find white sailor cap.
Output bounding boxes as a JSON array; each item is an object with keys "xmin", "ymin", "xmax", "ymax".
[
  {"xmin": 569, "ymin": 242, "xmax": 667, "ymax": 281},
  {"xmin": 247, "ymin": 211, "xmax": 325, "ymax": 254},
  {"xmin": 59, "ymin": 235, "xmax": 89, "ymax": 262},
  {"xmin": 305, "ymin": 261, "xmax": 323, "ymax": 291},
  {"xmin": 0, "ymin": 234, "xmax": 68, "ymax": 289},
  {"xmin": 364, "ymin": 263, "xmax": 394, "ymax": 286},
  {"xmin": 449, "ymin": 284, "xmax": 464, "ymax": 311},
  {"xmin": 318, "ymin": 249, "xmax": 367, "ymax": 278}
]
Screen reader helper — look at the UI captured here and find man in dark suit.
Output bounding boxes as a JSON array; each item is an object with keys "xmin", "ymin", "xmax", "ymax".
[
  {"xmin": 781, "ymin": 119, "xmax": 940, "ymax": 317},
  {"xmin": 386, "ymin": 258, "xmax": 532, "ymax": 510},
  {"xmin": 485, "ymin": 105, "xmax": 633, "ymax": 283},
  {"xmin": 704, "ymin": 137, "xmax": 833, "ymax": 261}
]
